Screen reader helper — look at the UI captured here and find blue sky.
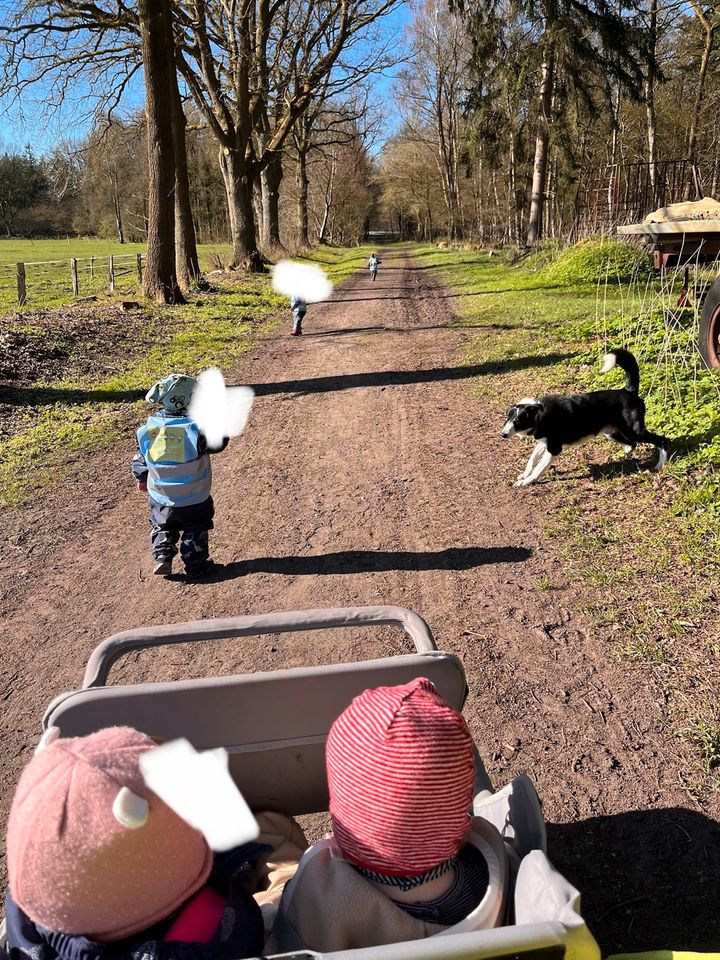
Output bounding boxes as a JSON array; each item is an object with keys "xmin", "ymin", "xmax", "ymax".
[{"xmin": 0, "ymin": 3, "xmax": 410, "ymax": 156}]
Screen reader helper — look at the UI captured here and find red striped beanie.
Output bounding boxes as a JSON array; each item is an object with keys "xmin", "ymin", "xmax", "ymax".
[{"xmin": 326, "ymin": 677, "xmax": 475, "ymax": 876}]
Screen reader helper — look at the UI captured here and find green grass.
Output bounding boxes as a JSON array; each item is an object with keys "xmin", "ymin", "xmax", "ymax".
[
  {"xmin": 418, "ymin": 239, "xmax": 720, "ymax": 785},
  {"xmin": 1, "ymin": 243, "xmax": 371, "ymax": 508},
  {"xmin": 0, "ymin": 238, "xmax": 372, "ymax": 315}
]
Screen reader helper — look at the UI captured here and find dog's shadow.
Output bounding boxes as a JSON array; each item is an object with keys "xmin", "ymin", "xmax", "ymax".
[{"xmin": 588, "ymin": 457, "xmax": 653, "ymax": 479}]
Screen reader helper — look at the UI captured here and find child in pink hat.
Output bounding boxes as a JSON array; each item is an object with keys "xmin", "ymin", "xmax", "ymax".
[
  {"xmin": 4, "ymin": 726, "xmax": 265, "ymax": 960},
  {"xmin": 269, "ymin": 677, "xmax": 509, "ymax": 953}
]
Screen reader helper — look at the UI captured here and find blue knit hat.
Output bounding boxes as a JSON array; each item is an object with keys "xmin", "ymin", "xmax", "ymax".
[{"xmin": 145, "ymin": 374, "xmax": 197, "ymax": 413}]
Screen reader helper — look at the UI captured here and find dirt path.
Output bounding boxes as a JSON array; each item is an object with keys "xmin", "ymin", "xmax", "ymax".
[{"xmin": 2, "ymin": 248, "xmax": 718, "ymax": 952}]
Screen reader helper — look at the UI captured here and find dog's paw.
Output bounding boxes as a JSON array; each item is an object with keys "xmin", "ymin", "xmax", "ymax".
[{"xmin": 514, "ymin": 477, "xmax": 533, "ymax": 488}]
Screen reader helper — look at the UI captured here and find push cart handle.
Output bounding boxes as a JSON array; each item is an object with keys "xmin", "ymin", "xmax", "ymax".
[{"xmin": 83, "ymin": 605, "xmax": 437, "ymax": 688}]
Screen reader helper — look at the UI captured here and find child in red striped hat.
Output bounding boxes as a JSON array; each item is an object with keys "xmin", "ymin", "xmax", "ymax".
[{"xmin": 269, "ymin": 677, "xmax": 509, "ymax": 953}]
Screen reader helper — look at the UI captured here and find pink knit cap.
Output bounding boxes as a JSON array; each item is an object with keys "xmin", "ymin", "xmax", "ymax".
[
  {"xmin": 7, "ymin": 727, "xmax": 212, "ymax": 941},
  {"xmin": 326, "ymin": 677, "xmax": 475, "ymax": 876}
]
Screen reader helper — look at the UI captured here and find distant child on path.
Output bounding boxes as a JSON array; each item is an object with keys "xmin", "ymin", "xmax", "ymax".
[
  {"xmin": 132, "ymin": 374, "xmax": 228, "ymax": 578},
  {"xmin": 290, "ymin": 295, "xmax": 307, "ymax": 335},
  {"xmin": 368, "ymin": 253, "xmax": 379, "ymax": 281}
]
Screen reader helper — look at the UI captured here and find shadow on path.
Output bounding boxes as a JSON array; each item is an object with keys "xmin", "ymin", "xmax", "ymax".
[
  {"xmin": 2, "ymin": 385, "xmax": 142, "ymax": 407},
  {"xmin": 203, "ymin": 545, "xmax": 533, "ymax": 582},
  {"xmin": 549, "ymin": 808, "xmax": 720, "ymax": 954},
  {"xmin": 328, "ymin": 284, "xmax": 563, "ymax": 303},
  {"xmin": 293, "ymin": 322, "xmax": 526, "ymax": 339},
  {"xmin": 246, "ymin": 353, "xmax": 574, "ymax": 396}
]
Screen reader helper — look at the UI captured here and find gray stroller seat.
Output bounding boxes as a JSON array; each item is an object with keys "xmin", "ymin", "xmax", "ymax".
[{"xmin": 35, "ymin": 606, "xmax": 598, "ymax": 960}]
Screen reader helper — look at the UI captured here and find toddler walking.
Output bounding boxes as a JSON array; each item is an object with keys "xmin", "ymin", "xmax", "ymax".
[
  {"xmin": 290, "ymin": 295, "xmax": 307, "ymax": 335},
  {"xmin": 132, "ymin": 374, "xmax": 228, "ymax": 578}
]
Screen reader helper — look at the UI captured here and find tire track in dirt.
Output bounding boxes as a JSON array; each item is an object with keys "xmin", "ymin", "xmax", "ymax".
[{"xmin": 1, "ymin": 247, "xmax": 718, "ymax": 951}]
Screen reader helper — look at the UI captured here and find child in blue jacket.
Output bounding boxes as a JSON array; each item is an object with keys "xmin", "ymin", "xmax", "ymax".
[{"xmin": 132, "ymin": 374, "xmax": 228, "ymax": 578}]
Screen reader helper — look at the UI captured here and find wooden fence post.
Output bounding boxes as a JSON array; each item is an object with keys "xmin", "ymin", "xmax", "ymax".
[
  {"xmin": 71, "ymin": 258, "xmax": 79, "ymax": 296},
  {"xmin": 17, "ymin": 262, "xmax": 27, "ymax": 306},
  {"xmin": 108, "ymin": 255, "xmax": 115, "ymax": 293},
  {"xmin": 136, "ymin": 253, "xmax": 143, "ymax": 285},
  {"xmin": 90, "ymin": 257, "xmax": 95, "ymax": 279}
]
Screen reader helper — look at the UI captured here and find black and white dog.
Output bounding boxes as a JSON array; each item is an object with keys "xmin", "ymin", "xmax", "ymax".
[{"xmin": 501, "ymin": 349, "xmax": 669, "ymax": 487}]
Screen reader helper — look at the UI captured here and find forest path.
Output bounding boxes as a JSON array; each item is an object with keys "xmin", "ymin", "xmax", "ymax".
[{"xmin": 1, "ymin": 247, "xmax": 717, "ymax": 952}]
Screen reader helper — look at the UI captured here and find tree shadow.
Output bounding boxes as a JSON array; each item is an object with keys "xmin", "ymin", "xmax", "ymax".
[
  {"xmin": 327, "ymin": 284, "xmax": 564, "ymax": 303},
  {"xmin": 199, "ymin": 545, "xmax": 533, "ymax": 582},
  {"xmin": 549, "ymin": 808, "xmax": 720, "ymax": 954},
  {"xmin": 1, "ymin": 385, "xmax": 142, "ymax": 407},
  {"xmin": 246, "ymin": 352, "xmax": 576, "ymax": 396},
  {"xmin": 295, "ymin": 322, "xmax": 526, "ymax": 339}
]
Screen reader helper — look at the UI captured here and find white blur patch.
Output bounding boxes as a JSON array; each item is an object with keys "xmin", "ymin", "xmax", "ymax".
[
  {"xmin": 188, "ymin": 368, "xmax": 254, "ymax": 450},
  {"xmin": 271, "ymin": 259, "xmax": 333, "ymax": 302},
  {"xmin": 600, "ymin": 353, "xmax": 616, "ymax": 374},
  {"xmin": 140, "ymin": 738, "xmax": 259, "ymax": 852}
]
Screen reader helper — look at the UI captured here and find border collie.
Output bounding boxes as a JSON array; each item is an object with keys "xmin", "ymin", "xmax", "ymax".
[{"xmin": 501, "ymin": 349, "xmax": 669, "ymax": 487}]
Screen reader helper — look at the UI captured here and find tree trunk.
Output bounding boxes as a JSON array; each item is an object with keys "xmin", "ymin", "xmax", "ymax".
[
  {"xmin": 261, "ymin": 153, "xmax": 283, "ymax": 249},
  {"xmin": 607, "ymin": 82, "xmax": 621, "ymax": 222},
  {"xmin": 527, "ymin": 44, "xmax": 555, "ymax": 247},
  {"xmin": 644, "ymin": 0, "xmax": 658, "ymax": 194},
  {"xmin": 110, "ymin": 172, "xmax": 125, "ymax": 244},
  {"xmin": 686, "ymin": 0, "xmax": 715, "ymax": 197},
  {"xmin": 138, "ymin": 0, "xmax": 183, "ymax": 304},
  {"xmin": 296, "ymin": 145, "xmax": 310, "ymax": 247},
  {"xmin": 318, "ymin": 158, "xmax": 336, "ymax": 244},
  {"xmin": 167, "ymin": 49, "xmax": 201, "ymax": 290},
  {"xmin": 219, "ymin": 147, "xmax": 264, "ymax": 272}
]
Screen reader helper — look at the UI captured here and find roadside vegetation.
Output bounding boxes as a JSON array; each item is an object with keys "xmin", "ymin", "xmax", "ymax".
[
  {"xmin": 0, "ymin": 243, "xmax": 371, "ymax": 509},
  {"xmin": 422, "ymin": 238, "xmax": 720, "ymax": 786}
]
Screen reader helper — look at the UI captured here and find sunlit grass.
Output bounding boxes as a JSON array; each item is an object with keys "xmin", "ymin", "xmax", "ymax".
[
  {"xmin": 419, "ymin": 240, "xmax": 720, "ymax": 783},
  {"xmin": 1, "ymin": 244, "xmax": 365, "ymax": 507}
]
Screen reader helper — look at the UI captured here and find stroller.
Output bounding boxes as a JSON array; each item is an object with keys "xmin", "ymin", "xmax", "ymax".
[{"xmin": 4, "ymin": 605, "xmax": 600, "ymax": 960}]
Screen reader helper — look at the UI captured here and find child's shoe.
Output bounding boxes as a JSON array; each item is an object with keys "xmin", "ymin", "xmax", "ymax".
[
  {"xmin": 153, "ymin": 558, "xmax": 173, "ymax": 576},
  {"xmin": 185, "ymin": 559, "xmax": 215, "ymax": 580}
]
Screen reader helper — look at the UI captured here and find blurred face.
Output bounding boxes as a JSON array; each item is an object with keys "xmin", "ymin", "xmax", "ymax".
[{"xmin": 501, "ymin": 400, "xmax": 540, "ymax": 438}]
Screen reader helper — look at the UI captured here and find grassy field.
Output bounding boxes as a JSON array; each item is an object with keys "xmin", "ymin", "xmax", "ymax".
[
  {"xmin": 0, "ymin": 239, "xmax": 257, "ymax": 314},
  {"xmin": 0, "ymin": 243, "xmax": 371, "ymax": 508},
  {"xmin": 419, "ymin": 239, "xmax": 720, "ymax": 779}
]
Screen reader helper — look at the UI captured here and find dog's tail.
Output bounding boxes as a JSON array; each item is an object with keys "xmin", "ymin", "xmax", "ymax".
[{"xmin": 600, "ymin": 348, "xmax": 640, "ymax": 392}]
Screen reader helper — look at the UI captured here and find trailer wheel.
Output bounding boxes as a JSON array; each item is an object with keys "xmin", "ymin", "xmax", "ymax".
[{"xmin": 699, "ymin": 278, "xmax": 720, "ymax": 369}]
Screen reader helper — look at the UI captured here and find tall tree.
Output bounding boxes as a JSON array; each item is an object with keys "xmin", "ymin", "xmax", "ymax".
[
  {"xmin": 396, "ymin": 0, "xmax": 470, "ymax": 240},
  {"xmin": 173, "ymin": 0, "xmax": 400, "ymax": 270},
  {"xmin": 165, "ymin": 9, "xmax": 201, "ymax": 289},
  {"xmin": 685, "ymin": 0, "xmax": 718, "ymax": 192},
  {"xmin": 139, "ymin": 0, "xmax": 183, "ymax": 303},
  {"xmin": 454, "ymin": 0, "xmax": 650, "ymax": 245}
]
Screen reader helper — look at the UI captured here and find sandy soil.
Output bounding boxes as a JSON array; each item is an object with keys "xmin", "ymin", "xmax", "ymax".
[{"xmin": 1, "ymin": 248, "xmax": 718, "ymax": 952}]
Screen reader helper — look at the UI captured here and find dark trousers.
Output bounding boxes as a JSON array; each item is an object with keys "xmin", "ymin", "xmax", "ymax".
[{"xmin": 149, "ymin": 497, "xmax": 214, "ymax": 572}]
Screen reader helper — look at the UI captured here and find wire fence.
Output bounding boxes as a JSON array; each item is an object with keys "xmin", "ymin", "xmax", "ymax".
[{"xmin": 0, "ymin": 253, "xmax": 144, "ymax": 313}]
